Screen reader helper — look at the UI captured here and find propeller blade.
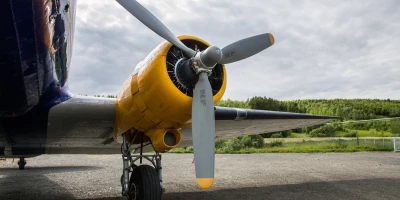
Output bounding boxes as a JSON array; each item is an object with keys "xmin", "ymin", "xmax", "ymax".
[
  {"xmin": 116, "ymin": 0, "xmax": 196, "ymax": 57},
  {"xmin": 218, "ymin": 33, "xmax": 275, "ymax": 64},
  {"xmin": 192, "ymin": 72, "xmax": 215, "ymax": 189}
]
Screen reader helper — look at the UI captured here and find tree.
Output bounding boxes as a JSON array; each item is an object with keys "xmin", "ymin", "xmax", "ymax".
[
  {"xmin": 308, "ymin": 124, "xmax": 335, "ymax": 137},
  {"xmin": 240, "ymin": 136, "xmax": 253, "ymax": 148},
  {"xmin": 249, "ymin": 135, "xmax": 264, "ymax": 148},
  {"xmin": 390, "ymin": 119, "xmax": 400, "ymax": 134},
  {"xmin": 225, "ymin": 138, "xmax": 243, "ymax": 151}
]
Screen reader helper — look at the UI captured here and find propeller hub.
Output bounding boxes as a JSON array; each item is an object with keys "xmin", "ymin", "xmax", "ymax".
[{"xmin": 190, "ymin": 46, "xmax": 222, "ymax": 74}]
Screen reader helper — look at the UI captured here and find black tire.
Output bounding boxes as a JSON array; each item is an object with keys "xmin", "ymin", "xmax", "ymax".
[
  {"xmin": 128, "ymin": 165, "xmax": 162, "ymax": 200},
  {"xmin": 18, "ymin": 158, "xmax": 26, "ymax": 170},
  {"xmin": 18, "ymin": 162, "xmax": 24, "ymax": 170}
]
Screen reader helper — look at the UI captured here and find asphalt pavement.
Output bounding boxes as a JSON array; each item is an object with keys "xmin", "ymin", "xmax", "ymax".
[{"xmin": 1, "ymin": 152, "xmax": 400, "ymax": 200}]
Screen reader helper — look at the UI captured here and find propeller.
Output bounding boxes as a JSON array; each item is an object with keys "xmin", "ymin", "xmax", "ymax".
[
  {"xmin": 116, "ymin": 0, "xmax": 274, "ymax": 189},
  {"xmin": 218, "ymin": 33, "xmax": 275, "ymax": 64},
  {"xmin": 116, "ymin": 0, "xmax": 196, "ymax": 57},
  {"xmin": 191, "ymin": 72, "xmax": 216, "ymax": 188}
]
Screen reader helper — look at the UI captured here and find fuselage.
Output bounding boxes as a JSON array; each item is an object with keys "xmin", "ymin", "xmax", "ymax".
[
  {"xmin": 0, "ymin": 0, "xmax": 76, "ymax": 156},
  {"xmin": 0, "ymin": 0, "xmax": 227, "ymax": 157}
]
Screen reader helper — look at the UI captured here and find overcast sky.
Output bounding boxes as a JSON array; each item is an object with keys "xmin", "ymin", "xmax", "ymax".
[{"xmin": 69, "ymin": 0, "xmax": 400, "ymax": 100}]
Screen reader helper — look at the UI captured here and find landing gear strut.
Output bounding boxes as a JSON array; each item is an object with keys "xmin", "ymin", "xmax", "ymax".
[
  {"xmin": 18, "ymin": 157, "xmax": 26, "ymax": 170},
  {"xmin": 121, "ymin": 133, "xmax": 163, "ymax": 200}
]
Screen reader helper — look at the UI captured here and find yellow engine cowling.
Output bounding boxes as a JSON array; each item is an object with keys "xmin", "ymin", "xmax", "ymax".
[{"xmin": 114, "ymin": 35, "xmax": 227, "ymax": 151}]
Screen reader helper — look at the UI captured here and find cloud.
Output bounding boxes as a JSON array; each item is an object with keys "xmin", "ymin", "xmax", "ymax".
[{"xmin": 69, "ymin": 0, "xmax": 400, "ymax": 100}]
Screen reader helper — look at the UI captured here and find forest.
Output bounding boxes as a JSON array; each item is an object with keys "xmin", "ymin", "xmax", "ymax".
[
  {"xmin": 217, "ymin": 97, "xmax": 400, "ymax": 120},
  {"xmin": 217, "ymin": 97, "xmax": 400, "ymax": 138}
]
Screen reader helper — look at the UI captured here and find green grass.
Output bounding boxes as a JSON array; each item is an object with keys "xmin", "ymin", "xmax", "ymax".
[
  {"xmin": 288, "ymin": 133, "xmax": 307, "ymax": 138},
  {"xmin": 293, "ymin": 130, "xmax": 398, "ymax": 138},
  {"xmin": 169, "ymin": 145, "xmax": 391, "ymax": 154},
  {"xmin": 251, "ymin": 145, "xmax": 390, "ymax": 153},
  {"xmin": 262, "ymin": 140, "xmax": 393, "ymax": 153},
  {"xmin": 334, "ymin": 129, "xmax": 398, "ymax": 137},
  {"xmin": 169, "ymin": 140, "xmax": 394, "ymax": 154},
  {"xmin": 333, "ymin": 131, "xmax": 347, "ymax": 136},
  {"xmin": 375, "ymin": 115, "xmax": 390, "ymax": 119},
  {"xmin": 168, "ymin": 149, "xmax": 194, "ymax": 154}
]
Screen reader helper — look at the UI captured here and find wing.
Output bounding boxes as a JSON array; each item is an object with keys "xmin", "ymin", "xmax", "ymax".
[
  {"xmin": 45, "ymin": 99, "xmax": 337, "ymax": 153},
  {"xmin": 45, "ymin": 96, "xmax": 120, "ymax": 154},
  {"xmin": 178, "ymin": 106, "xmax": 338, "ymax": 147}
]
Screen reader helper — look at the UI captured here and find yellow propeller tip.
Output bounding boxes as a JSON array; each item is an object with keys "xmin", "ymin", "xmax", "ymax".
[
  {"xmin": 196, "ymin": 178, "xmax": 214, "ymax": 189},
  {"xmin": 268, "ymin": 33, "xmax": 275, "ymax": 45}
]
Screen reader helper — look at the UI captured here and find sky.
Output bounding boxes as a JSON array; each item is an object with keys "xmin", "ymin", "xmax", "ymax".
[{"xmin": 69, "ymin": 0, "xmax": 400, "ymax": 100}]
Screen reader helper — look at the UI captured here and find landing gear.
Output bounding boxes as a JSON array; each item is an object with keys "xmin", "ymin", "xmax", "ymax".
[
  {"xmin": 121, "ymin": 133, "xmax": 163, "ymax": 200},
  {"xmin": 18, "ymin": 157, "xmax": 26, "ymax": 170}
]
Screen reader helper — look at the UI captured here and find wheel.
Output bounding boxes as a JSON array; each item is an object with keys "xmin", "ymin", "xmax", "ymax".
[
  {"xmin": 128, "ymin": 165, "xmax": 162, "ymax": 200},
  {"xmin": 18, "ymin": 157, "xmax": 26, "ymax": 170}
]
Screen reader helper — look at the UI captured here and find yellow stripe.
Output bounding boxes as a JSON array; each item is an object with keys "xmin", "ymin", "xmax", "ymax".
[
  {"xmin": 196, "ymin": 178, "xmax": 214, "ymax": 189},
  {"xmin": 267, "ymin": 33, "xmax": 275, "ymax": 45}
]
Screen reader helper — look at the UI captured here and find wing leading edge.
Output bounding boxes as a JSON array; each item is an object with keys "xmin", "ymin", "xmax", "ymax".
[{"xmin": 178, "ymin": 106, "xmax": 339, "ymax": 147}]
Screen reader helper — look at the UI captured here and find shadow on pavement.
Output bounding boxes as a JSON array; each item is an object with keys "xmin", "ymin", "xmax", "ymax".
[
  {"xmin": 163, "ymin": 178, "xmax": 400, "ymax": 200},
  {"xmin": 0, "ymin": 165, "xmax": 102, "ymax": 173},
  {"xmin": 1, "ymin": 175, "xmax": 400, "ymax": 200},
  {"xmin": 0, "ymin": 166, "xmax": 103, "ymax": 200},
  {"xmin": 0, "ymin": 172, "xmax": 75, "ymax": 199}
]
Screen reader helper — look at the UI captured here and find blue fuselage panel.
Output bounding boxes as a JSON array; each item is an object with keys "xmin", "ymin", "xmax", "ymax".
[
  {"xmin": 0, "ymin": 0, "xmax": 76, "ymax": 156},
  {"xmin": 0, "ymin": 0, "xmax": 75, "ymax": 116}
]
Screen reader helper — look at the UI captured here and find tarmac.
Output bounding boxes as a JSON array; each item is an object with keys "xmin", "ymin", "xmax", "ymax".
[{"xmin": 1, "ymin": 152, "xmax": 400, "ymax": 200}]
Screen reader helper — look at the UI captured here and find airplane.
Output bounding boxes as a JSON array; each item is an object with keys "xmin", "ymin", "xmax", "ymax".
[{"xmin": 0, "ymin": 0, "xmax": 338, "ymax": 199}]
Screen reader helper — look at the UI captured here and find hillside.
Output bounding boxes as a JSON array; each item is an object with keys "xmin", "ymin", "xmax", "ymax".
[{"xmin": 217, "ymin": 97, "xmax": 400, "ymax": 120}]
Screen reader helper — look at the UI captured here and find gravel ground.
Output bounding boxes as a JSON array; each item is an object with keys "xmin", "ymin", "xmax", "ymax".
[{"xmin": 1, "ymin": 152, "xmax": 400, "ymax": 200}]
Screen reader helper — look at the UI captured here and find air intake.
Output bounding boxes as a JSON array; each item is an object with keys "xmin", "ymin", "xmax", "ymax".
[{"xmin": 145, "ymin": 129, "xmax": 182, "ymax": 153}]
